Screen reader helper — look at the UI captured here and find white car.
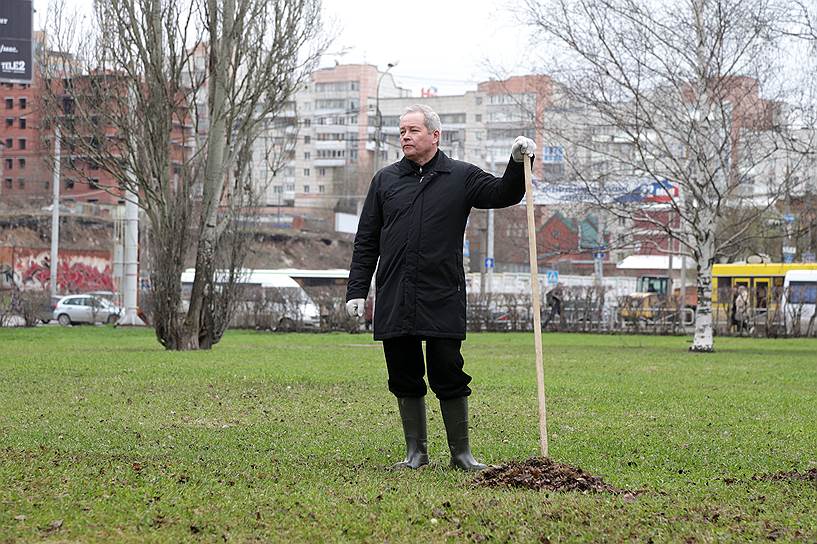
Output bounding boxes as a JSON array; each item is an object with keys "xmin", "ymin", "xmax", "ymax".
[{"xmin": 53, "ymin": 295, "xmax": 123, "ymax": 326}]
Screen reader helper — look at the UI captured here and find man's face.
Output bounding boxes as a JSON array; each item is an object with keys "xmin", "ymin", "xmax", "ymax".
[{"xmin": 399, "ymin": 112, "xmax": 439, "ymax": 164}]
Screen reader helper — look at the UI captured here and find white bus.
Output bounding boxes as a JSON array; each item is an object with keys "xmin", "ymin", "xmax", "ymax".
[{"xmin": 782, "ymin": 270, "xmax": 817, "ymax": 336}]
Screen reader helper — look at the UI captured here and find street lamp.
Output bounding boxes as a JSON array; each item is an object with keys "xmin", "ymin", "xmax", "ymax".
[{"xmin": 374, "ymin": 62, "xmax": 397, "ymax": 176}]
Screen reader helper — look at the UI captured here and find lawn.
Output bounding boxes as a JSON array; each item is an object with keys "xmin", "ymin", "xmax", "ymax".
[{"xmin": 1, "ymin": 327, "xmax": 816, "ymax": 542}]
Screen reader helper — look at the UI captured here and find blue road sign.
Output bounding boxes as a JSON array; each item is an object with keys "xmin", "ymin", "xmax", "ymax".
[
  {"xmin": 783, "ymin": 214, "xmax": 796, "ymax": 224},
  {"xmin": 545, "ymin": 270, "xmax": 559, "ymax": 285},
  {"xmin": 484, "ymin": 257, "xmax": 495, "ymax": 269}
]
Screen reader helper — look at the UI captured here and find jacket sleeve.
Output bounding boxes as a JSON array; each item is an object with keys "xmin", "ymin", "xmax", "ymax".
[
  {"xmin": 465, "ymin": 156, "xmax": 531, "ymax": 209},
  {"xmin": 346, "ymin": 176, "xmax": 382, "ymax": 301}
]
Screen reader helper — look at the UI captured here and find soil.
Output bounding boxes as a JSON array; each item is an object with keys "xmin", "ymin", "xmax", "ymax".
[
  {"xmin": 475, "ymin": 457, "xmax": 632, "ymax": 495},
  {"xmin": 751, "ymin": 468, "xmax": 817, "ymax": 484}
]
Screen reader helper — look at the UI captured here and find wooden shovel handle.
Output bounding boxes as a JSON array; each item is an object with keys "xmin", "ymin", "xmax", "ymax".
[{"xmin": 523, "ymin": 156, "xmax": 548, "ymax": 458}]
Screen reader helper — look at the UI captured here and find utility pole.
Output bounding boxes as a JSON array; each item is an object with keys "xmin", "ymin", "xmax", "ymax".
[
  {"xmin": 373, "ymin": 63, "xmax": 397, "ymax": 186},
  {"xmin": 117, "ymin": 190, "xmax": 145, "ymax": 326},
  {"xmin": 486, "ymin": 147, "xmax": 495, "ymax": 296},
  {"xmin": 50, "ymin": 127, "xmax": 61, "ymax": 298},
  {"xmin": 117, "ymin": 77, "xmax": 145, "ymax": 326}
]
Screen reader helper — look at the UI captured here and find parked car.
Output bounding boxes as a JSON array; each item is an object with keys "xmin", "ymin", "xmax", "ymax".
[{"xmin": 53, "ymin": 294, "xmax": 123, "ymax": 326}]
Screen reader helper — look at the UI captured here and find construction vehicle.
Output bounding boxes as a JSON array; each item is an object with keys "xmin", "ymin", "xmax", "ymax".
[{"xmin": 618, "ymin": 275, "xmax": 697, "ymax": 323}]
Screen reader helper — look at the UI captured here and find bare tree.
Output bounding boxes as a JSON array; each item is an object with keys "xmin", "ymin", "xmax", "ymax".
[
  {"xmin": 41, "ymin": 0, "xmax": 327, "ymax": 349},
  {"xmin": 522, "ymin": 0, "xmax": 813, "ymax": 351}
]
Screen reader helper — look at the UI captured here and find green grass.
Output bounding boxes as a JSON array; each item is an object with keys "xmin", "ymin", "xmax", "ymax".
[{"xmin": 1, "ymin": 328, "xmax": 816, "ymax": 542}]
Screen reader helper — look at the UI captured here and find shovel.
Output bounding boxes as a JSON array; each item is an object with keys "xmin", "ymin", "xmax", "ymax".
[{"xmin": 523, "ymin": 155, "xmax": 548, "ymax": 457}]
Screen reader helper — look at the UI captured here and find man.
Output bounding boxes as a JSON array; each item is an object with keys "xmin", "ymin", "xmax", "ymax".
[
  {"xmin": 346, "ymin": 104, "xmax": 534, "ymax": 471},
  {"xmin": 543, "ymin": 284, "xmax": 563, "ymax": 329}
]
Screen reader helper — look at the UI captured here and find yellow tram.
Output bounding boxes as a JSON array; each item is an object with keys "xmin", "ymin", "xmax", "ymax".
[{"xmin": 711, "ymin": 262, "xmax": 817, "ymax": 328}]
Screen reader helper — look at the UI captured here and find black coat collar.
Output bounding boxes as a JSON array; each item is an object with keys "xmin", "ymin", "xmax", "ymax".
[{"xmin": 397, "ymin": 150, "xmax": 453, "ymax": 177}]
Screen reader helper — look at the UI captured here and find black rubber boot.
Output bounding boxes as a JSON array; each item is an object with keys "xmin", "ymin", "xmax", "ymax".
[
  {"xmin": 440, "ymin": 396, "xmax": 487, "ymax": 471},
  {"xmin": 391, "ymin": 396, "xmax": 429, "ymax": 470}
]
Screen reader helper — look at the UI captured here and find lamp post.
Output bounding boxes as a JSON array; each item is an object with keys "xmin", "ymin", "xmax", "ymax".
[{"xmin": 374, "ymin": 62, "xmax": 397, "ymax": 176}]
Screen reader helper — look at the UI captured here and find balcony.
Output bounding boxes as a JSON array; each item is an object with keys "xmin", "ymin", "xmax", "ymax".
[
  {"xmin": 314, "ymin": 158, "xmax": 346, "ymax": 167},
  {"xmin": 314, "ymin": 140, "xmax": 346, "ymax": 151}
]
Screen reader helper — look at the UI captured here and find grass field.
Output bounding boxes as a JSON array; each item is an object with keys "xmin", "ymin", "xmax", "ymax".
[{"xmin": 1, "ymin": 327, "xmax": 816, "ymax": 543}]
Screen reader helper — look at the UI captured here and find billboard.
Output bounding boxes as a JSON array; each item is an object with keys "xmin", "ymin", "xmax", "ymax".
[
  {"xmin": 531, "ymin": 178, "xmax": 680, "ymax": 206},
  {"xmin": 0, "ymin": 0, "xmax": 33, "ymax": 83}
]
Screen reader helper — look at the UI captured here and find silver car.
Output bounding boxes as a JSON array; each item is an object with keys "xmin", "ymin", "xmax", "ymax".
[{"xmin": 53, "ymin": 295, "xmax": 122, "ymax": 326}]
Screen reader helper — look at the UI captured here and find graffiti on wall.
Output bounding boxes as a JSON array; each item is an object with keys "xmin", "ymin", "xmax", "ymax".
[{"xmin": 1, "ymin": 247, "xmax": 114, "ymax": 293}]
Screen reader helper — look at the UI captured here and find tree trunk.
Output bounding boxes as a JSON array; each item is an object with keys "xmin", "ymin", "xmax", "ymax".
[{"xmin": 690, "ymin": 227, "xmax": 716, "ymax": 352}]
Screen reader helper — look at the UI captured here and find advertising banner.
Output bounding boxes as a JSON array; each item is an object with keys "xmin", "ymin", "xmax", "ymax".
[
  {"xmin": 531, "ymin": 178, "xmax": 680, "ymax": 206},
  {"xmin": 0, "ymin": 0, "xmax": 33, "ymax": 83}
]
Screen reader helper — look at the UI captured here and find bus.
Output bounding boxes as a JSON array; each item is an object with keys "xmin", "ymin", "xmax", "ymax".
[
  {"xmin": 711, "ymin": 262, "xmax": 817, "ymax": 332},
  {"xmin": 781, "ymin": 270, "xmax": 817, "ymax": 336}
]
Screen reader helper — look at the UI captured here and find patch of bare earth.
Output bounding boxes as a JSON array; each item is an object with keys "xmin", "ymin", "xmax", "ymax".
[
  {"xmin": 475, "ymin": 457, "xmax": 633, "ymax": 495},
  {"xmin": 752, "ymin": 468, "xmax": 817, "ymax": 484}
]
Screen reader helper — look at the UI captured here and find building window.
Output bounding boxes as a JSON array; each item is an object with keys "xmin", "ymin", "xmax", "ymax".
[
  {"xmin": 18, "ymin": 138, "xmax": 25, "ymax": 150},
  {"xmin": 44, "ymin": 180, "xmax": 50, "ymax": 191},
  {"xmin": 304, "ymin": 135, "xmax": 311, "ymax": 144},
  {"xmin": 4, "ymin": 178, "xmax": 11, "ymax": 189},
  {"xmin": 318, "ymin": 168, "xmax": 326, "ymax": 177},
  {"xmin": 304, "ymin": 185, "xmax": 310, "ymax": 193},
  {"xmin": 542, "ymin": 146, "xmax": 564, "ymax": 163},
  {"xmin": 18, "ymin": 158, "xmax": 25, "ymax": 169},
  {"xmin": 19, "ymin": 118, "xmax": 25, "ymax": 129},
  {"xmin": 90, "ymin": 178, "xmax": 100, "ymax": 189},
  {"xmin": 4, "ymin": 98, "xmax": 12, "ymax": 109},
  {"xmin": 475, "ymin": 114, "xmax": 482, "ymax": 122},
  {"xmin": 304, "ymin": 151, "xmax": 310, "ymax": 160},
  {"xmin": 4, "ymin": 117, "xmax": 12, "ymax": 128},
  {"xmin": 318, "ymin": 185, "xmax": 325, "ymax": 193},
  {"xmin": 4, "ymin": 158, "xmax": 11, "ymax": 170},
  {"xmin": 476, "ymin": 97, "xmax": 483, "ymax": 105},
  {"xmin": 65, "ymin": 178, "xmax": 75, "ymax": 190},
  {"xmin": 18, "ymin": 98, "xmax": 26, "ymax": 109},
  {"xmin": 87, "ymin": 198, "xmax": 98, "ymax": 204},
  {"xmin": 303, "ymin": 168, "xmax": 310, "ymax": 176},
  {"xmin": 4, "ymin": 137, "xmax": 11, "ymax": 149},
  {"xmin": 17, "ymin": 178, "xmax": 24, "ymax": 189}
]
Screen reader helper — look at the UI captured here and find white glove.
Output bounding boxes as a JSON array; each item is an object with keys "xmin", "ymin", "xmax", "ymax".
[
  {"xmin": 511, "ymin": 136, "xmax": 536, "ymax": 162},
  {"xmin": 346, "ymin": 298, "xmax": 365, "ymax": 318}
]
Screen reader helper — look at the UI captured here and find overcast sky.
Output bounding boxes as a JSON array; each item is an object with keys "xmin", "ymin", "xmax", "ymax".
[
  {"xmin": 319, "ymin": 0, "xmax": 530, "ymax": 96},
  {"xmin": 36, "ymin": 0, "xmax": 531, "ymax": 97}
]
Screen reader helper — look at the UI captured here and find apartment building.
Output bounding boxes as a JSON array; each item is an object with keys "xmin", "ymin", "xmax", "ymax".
[
  {"xmin": 252, "ymin": 64, "xmax": 410, "ymax": 224},
  {"xmin": 0, "ymin": 78, "xmax": 50, "ymax": 206}
]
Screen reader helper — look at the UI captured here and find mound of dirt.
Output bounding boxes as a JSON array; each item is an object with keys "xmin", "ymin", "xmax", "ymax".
[
  {"xmin": 752, "ymin": 468, "xmax": 817, "ymax": 483},
  {"xmin": 475, "ymin": 457, "xmax": 630, "ymax": 494}
]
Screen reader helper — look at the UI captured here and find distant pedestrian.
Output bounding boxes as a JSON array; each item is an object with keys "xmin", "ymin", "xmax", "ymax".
[
  {"xmin": 733, "ymin": 285, "xmax": 750, "ymax": 335},
  {"xmin": 543, "ymin": 285, "xmax": 563, "ymax": 329},
  {"xmin": 345, "ymin": 104, "xmax": 534, "ymax": 471}
]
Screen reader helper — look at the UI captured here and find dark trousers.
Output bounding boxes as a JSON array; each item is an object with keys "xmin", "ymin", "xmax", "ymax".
[{"xmin": 382, "ymin": 336, "xmax": 472, "ymax": 400}]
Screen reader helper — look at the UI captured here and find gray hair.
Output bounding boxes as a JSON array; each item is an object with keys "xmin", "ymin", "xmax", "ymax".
[{"xmin": 400, "ymin": 104, "xmax": 442, "ymax": 134}]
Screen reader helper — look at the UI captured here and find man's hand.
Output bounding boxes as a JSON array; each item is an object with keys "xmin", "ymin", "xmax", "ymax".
[
  {"xmin": 511, "ymin": 136, "xmax": 536, "ymax": 162},
  {"xmin": 346, "ymin": 298, "xmax": 365, "ymax": 318}
]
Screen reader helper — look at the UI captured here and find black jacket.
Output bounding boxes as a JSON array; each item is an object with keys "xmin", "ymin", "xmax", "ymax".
[{"xmin": 346, "ymin": 150, "xmax": 527, "ymax": 340}]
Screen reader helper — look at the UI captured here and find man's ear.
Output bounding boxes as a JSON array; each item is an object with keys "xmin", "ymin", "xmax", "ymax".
[{"xmin": 433, "ymin": 130, "xmax": 440, "ymax": 145}]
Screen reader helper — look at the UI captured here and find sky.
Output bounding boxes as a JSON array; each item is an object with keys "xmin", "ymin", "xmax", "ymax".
[
  {"xmin": 319, "ymin": 0, "xmax": 531, "ymax": 96},
  {"xmin": 36, "ymin": 0, "xmax": 533, "ymax": 97}
]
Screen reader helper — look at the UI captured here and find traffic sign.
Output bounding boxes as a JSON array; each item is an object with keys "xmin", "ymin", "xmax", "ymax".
[
  {"xmin": 484, "ymin": 257, "xmax": 495, "ymax": 269},
  {"xmin": 545, "ymin": 269, "xmax": 559, "ymax": 285}
]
